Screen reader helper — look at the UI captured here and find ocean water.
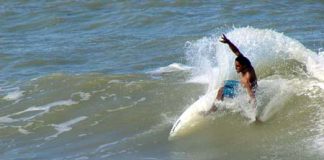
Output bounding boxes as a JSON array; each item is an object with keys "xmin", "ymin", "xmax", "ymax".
[{"xmin": 0, "ymin": 0, "xmax": 323, "ymax": 159}]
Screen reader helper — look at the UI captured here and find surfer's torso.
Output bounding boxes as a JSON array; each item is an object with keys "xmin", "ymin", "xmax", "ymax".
[{"xmin": 240, "ymin": 66, "xmax": 258, "ymax": 100}]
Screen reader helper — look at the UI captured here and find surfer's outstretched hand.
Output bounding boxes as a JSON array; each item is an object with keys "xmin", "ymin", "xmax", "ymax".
[{"xmin": 220, "ymin": 34, "xmax": 230, "ymax": 43}]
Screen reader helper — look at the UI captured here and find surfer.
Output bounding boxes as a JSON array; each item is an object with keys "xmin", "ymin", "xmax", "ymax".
[{"xmin": 211, "ymin": 34, "xmax": 258, "ymax": 112}]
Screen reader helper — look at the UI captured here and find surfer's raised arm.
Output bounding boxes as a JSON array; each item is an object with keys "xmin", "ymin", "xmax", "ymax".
[{"xmin": 220, "ymin": 34, "xmax": 242, "ymax": 57}]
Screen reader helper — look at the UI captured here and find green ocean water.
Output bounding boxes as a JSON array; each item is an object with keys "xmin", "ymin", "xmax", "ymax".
[{"xmin": 0, "ymin": 1, "xmax": 323, "ymax": 160}]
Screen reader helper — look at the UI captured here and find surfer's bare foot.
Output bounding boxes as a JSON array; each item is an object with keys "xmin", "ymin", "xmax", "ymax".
[
  {"xmin": 210, "ymin": 104, "xmax": 217, "ymax": 112},
  {"xmin": 198, "ymin": 102, "xmax": 220, "ymax": 116},
  {"xmin": 255, "ymin": 116, "xmax": 262, "ymax": 122},
  {"xmin": 199, "ymin": 104, "xmax": 218, "ymax": 116}
]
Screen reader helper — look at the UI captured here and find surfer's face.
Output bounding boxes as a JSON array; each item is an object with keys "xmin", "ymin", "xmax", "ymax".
[{"xmin": 235, "ymin": 61, "xmax": 242, "ymax": 73}]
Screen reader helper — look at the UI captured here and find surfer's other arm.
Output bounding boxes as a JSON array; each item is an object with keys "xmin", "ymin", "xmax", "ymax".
[
  {"xmin": 242, "ymin": 72, "xmax": 257, "ymax": 108},
  {"xmin": 220, "ymin": 34, "xmax": 242, "ymax": 57},
  {"xmin": 241, "ymin": 72, "xmax": 256, "ymax": 100}
]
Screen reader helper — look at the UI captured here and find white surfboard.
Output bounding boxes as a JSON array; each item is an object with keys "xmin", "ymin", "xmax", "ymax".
[
  {"xmin": 169, "ymin": 89, "xmax": 262, "ymax": 139},
  {"xmin": 169, "ymin": 92, "xmax": 216, "ymax": 140}
]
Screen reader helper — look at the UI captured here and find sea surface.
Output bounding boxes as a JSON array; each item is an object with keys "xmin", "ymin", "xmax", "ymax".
[{"xmin": 0, "ymin": 0, "xmax": 323, "ymax": 160}]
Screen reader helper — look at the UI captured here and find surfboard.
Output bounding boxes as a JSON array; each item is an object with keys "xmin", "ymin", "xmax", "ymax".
[
  {"xmin": 169, "ymin": 91, "xmax": 260, "ymax": 140},
  {"xmin": 169, "ymin": 92, "xmax": 215, "ymax": 140}
]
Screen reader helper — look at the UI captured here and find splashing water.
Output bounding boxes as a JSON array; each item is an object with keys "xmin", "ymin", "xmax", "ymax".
[{"xmin": 184, "ymin": 27, "xmax": 323, "ymax": 123}]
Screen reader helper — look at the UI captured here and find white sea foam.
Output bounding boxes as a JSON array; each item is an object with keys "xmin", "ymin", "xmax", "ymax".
[
  {"xmin": 80, "ymin": 92, "xmax": 91, "ymax": 101},
  {"xmin": 256, "ymin": 79, "xmax": 294, "ymax": 121},
  {"xmin": 307, "ymin": 54, "xmax": 324, "ymax": 81},
  {"xmin": 148, "ymin": 63, "xmax": 192, "ymax": 74},
  {"xmin": 124, "ymin": 96, "xmax": 132, "ymax": 100},
  {"xmin": 186, "ymin": 75, "xmax": 209, "ymax": 84},
  {"xmin": 315, "ymin": 83, "xmax": 324, "ymax": 90},
  {"xmin": 315, "ymin": 137, "xmax": 324, "ymax": 153},
  {"xmin": 0, "ymin": 100, "xmax": 78, "ymax": 123},
  {"xmin": 312, "ymin": 95, "xmax": 324, "ymax": 154},
  {"xmin": 18, "ymin": 126, "xmax": 31, "ymax": 135},
  {"xmin": 108, "ymin": 80, "xmax": 122, "ymax": 84},
  {"xmin": 96, "ymin": 119, "xmax": 168, "ymax": 154},
  {"xmin": 106, "ymin": 97, "xmax": 146, "ymax": 113},
  {"xmin": 186, "ymin": 68, "xmax": 220, "ymax": 85},
  {"xmin": 72, "ymin": 92, "xmax": 91, "ymax": 101},
  {"xmin": 75, "ymin": 156, "xmax": 89, "ymax": 160},
  {"xmin": 46, "ymin": 116, "xmax": 87, "ymax": 140},
  {"xmin": 100, "ymin": 96, "xmax": 107, "ymax": 100},
  {"xmin": 108, "ymin": 94, "xmax": 116, "ymax": 97},
  {"xmin": 3, "ymin": 90, "xmax": 25, "ymax": 101},
  {"xmin": 0, "ymin": 116, "xmax": 16, "ymax": 123}
]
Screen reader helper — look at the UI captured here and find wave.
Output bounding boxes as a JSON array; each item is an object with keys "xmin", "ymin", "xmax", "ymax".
[
  {"xmin": 183, "ymin": 27, "xmax": 324, "ymax": 122},
  {"xmin": 164, "ymin": 28, "xmax": 324, "ymax": 157},
  {"xmin": 185, "ymin": 27, "xmax": 322, "ymax": 84}
]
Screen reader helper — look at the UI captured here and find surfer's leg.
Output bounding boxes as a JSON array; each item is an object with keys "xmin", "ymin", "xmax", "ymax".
[
  {"xmin": 210, "ymin": 103, "xmax": 218, "ymax": 112},
  {"xmin": 200, "ymin": 103, "xmax": 218, "ymax": 116},
  {"xmin": 199, "ymin": 87, "xmax": 224, "ymax": 116},
  {"xmin": 216, "ymin": 87, "xmax": 224, "ymax": 101},
  {"xmin": 202, "ymin": 101, "xmax": 221, "ymax": 116}
]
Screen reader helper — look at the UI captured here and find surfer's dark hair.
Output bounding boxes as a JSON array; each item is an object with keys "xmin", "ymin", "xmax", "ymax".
[{"xmin": 235, "ymin": 55, "xmax": 252, "ymax": 70}]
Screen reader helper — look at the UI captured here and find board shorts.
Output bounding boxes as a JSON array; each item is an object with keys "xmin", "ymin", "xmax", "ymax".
[{"xmin": 223, "ymin": 80, "xmax": 240, "ymax": 98}]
